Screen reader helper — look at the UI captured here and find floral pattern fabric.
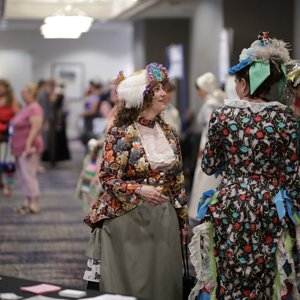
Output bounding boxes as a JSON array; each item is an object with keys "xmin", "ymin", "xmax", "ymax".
[
  {"xmin": 199, "ymin": 100, "xmax": 300, "ymax": 299},
  {"xmin": 84, "ymin": 116, "xmax": 187, "ymax": 228}
]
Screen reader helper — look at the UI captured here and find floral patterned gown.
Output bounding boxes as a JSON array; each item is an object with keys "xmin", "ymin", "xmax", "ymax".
[
  {"xmin": 84, "ymin": 116, "xmax": 187, "ymax": 300},
  {"xmin": 190, "ymin": 99, "xmax": 300, "ymax": 300}
]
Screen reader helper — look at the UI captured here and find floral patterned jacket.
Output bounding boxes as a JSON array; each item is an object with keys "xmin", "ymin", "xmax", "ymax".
[{"xmin": 84, "ymin": 117, "xmax": 187, "ymax": 228}]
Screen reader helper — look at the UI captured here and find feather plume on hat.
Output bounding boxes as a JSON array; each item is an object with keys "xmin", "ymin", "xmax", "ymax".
[{"xmin": 116, "ymin": 70, "xmax": 148, "ymax": 108}]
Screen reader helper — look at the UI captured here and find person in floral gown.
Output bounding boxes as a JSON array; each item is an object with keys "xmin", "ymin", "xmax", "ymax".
[
  {"xmin": 189, "ymin": 32, "xmax": 300, "ymax": 299},
  {"xmin": 83, "ymin": 63, "xmax": 188, "ymax": 300},
  {"xmin": 286, "ymin": 60, "xmax": 300, "ymax": 157}
]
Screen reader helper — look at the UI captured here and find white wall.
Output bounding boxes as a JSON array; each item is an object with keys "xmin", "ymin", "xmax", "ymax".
[
  {"xmin": 0, "ymin": 22, "xmax": 134, "ymax": 138},
  {"xmin": 0, "ymin": 50, "xmax": 33, "ymax": 99},
  {"xmin": 189, "ymin": 0, "xmax": 223, "ymax": 132}
]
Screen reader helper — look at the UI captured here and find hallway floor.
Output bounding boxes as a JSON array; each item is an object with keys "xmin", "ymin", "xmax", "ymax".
[{"xmin": 0, "ymin": 141, "xmax": 90, "ymax": 289}]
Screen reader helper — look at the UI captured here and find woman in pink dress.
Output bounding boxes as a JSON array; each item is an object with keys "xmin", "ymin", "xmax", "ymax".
[{"xmin": 11, "ymin": 83, "xmax": 44, "ymax": 214}]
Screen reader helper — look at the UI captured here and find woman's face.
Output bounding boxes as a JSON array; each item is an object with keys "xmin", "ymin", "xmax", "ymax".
[
  {"xmin": 197, "ymin": 87, "xmax": 207, "ymax": 99},
  {"xmin": 148, "ymin": 83, "xmax": 167, "ymax": 114},
  {"xmin": 21, "ymin": 88, "xmax": 33, "ymax": 104},
  {"xmin": 0, "ymin": 84, "xmax": 7, "ymax": 97}
]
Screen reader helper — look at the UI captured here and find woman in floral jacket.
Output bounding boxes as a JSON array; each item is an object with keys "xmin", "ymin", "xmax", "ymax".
[
  {"xmin": 189, "ymin": 32, "xmax": 300, "ymax": 299},
  {"xmin": 84, "ymin": 63, "xmax": 188, "ymax": 300}
]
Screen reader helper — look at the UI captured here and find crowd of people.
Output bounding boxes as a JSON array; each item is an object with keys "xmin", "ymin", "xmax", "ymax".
[
  {"xmin": 0, "ymin": 78, "xmax": 72, "ymax": 213},
  {"xmin": 1, "ymin": 30, "xmax": 300, "ymax": 299}
]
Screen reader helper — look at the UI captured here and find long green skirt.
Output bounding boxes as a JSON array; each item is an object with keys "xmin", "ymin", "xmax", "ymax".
[{"xmin": 85, "ymin": 201, "xmax": 182, "ymax": 300}]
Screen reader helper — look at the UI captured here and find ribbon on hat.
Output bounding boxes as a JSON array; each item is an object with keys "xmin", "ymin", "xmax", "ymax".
[{"xmin": 249, "ymin": 61, "xmax": 270, "ymax": 95}]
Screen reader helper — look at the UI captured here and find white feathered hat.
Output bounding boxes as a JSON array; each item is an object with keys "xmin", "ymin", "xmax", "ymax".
[
  {"xmin": 196, "ymin": 72, "xmax": 218, "ymax": 94},
  {"xmin": 115, "ymin": 62, "xmax": 168, "ymax": 108}
]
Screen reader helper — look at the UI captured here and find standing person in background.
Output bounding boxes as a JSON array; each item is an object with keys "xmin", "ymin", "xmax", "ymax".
[
  {"xmin": 80, "ymin": 79, "xmax": 104, "ymax": 147},
  {"xmin": 163, "ymin": 81, "xmax": 182, "ymax": 136},
  {"xmin": 83, "ymin": 63, "xmax": 188, "ymax": 300},
  {"xmin": 37, "ymin": 79, "xmax": 51, "ymax": 172},
  {"xmin": 42, "ymin": 81, "xmax": 70, "ymax": 165},
  {"xmin": 11, "ymin": 83, "xmax": 43, "ymax": 214},
  {"xmin": 285, "ymin": 60, "xmax": 300, "ymax": 254},
  {"xmin": 286, "ymin": 60, "xmax": 300, "ymax": 156},
  {"xmin": 52, "ymin": 83, "xmax": 71, "ymax": 162},
  {"xmin": 75, "ymin": 81, "xmax": 119, "ymax": 213},
  {"xmin": 188, "ymin": 72, "xmax": 224, "ymax": 221},
  {"xmin": 0, "ymin": 79, "xmax": 19, "ymax": 197},
  {"xmin": 189, "ymin": 32, "xmax": 300, "ymax": 299}
]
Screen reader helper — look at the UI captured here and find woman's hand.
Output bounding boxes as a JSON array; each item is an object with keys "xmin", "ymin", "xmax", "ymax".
[
  {"xmin": 139, "ymin": 185, "xmax": 170, "ymax": 206},
  {"xmin": 23, "ymin": 142, "xmax": 36, "ymax": 157}
]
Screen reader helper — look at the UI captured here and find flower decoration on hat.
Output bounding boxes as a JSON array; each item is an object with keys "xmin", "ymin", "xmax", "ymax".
[
  {"xmin": 144, "ymin": 63, "xmax": 168, "ymax": 97},
  {"xmin": 116, "ymin": 62, "xmax": 168, "ymax": 109},
  {"xmin": 228, "ymin": 31, "xmax": 290, "ymax": 95},
  {"xmin": 257, "ymin": 31, "xmax": 272, "ymax": 46}
]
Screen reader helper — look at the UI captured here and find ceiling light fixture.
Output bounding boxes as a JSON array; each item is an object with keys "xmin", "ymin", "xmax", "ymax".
[{"xmin": 40, "ymin": 4, "xmax": 93, "ymax": 39}]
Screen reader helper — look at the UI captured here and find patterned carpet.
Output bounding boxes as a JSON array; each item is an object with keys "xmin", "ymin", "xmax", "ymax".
[{"xmin": 0, "ymin": 141, "xmax": 91, "ymax": 289}]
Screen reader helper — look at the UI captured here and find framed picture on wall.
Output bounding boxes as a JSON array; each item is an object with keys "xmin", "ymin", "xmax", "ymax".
[{"xmin": 51, "ymin": 63, "xmax": 84, "ymax": 99}]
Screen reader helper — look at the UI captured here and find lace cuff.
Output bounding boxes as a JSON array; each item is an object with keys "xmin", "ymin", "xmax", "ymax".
[{"xmin": 188, "ymin": 222, "xmax": 217, "ymax": 299}]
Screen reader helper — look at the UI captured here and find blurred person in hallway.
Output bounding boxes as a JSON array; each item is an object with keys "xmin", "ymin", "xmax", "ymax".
[
  {"xmin": 42, "ymin": 81, "xmax": 71, "ymax": 165},
  {"xmin": 163, "ymin": 81, "xmax": 182, "ymax": 136},
  {"xmin": 83, "ymin": 63, "xmax": 188, "ymax": 300},
  {"xmin": 75, "ymin": 82, "xmax": 118, "ymax": 213},
  {"xmin": 11, "ymin": 83, "xmax": 43, "ymax": 214},
  {"xmin": 0, "ymin": 79, "xmax": 19, "ymax": 197},
  {"xmin": 37, "ymin": 79, "xmax": 51, "ymax": 172},
  {"xmin": 80, "ymin": 79, "xmax": 105, "ymax": 147},
  {"xmin": 188, "ymin": 72, "xmax": 224, "ymax": 221}
]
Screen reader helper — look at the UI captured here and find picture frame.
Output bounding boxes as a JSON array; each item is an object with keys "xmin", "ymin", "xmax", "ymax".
[{"xmin": 51, "ymin": 62, "xmax": 84, "ymax": 99}]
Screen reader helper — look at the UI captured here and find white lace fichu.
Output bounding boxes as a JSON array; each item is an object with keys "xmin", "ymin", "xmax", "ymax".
[
  {"xmin": 224, "ymin": 99, "xmax": 286, "ymax": 113},
  {"xmin": 134, "ymin": 121, "xmax": 176, "ymax": 171}
]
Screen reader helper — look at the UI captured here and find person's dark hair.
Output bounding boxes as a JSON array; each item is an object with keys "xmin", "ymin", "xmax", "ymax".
[
  {"xmin": 287, "ymin": 80, "xmax": 300, "ymax": 90},
  {"xmin": 37, "ymin": 79, "xmax": 46, "ymax": 89},
  {"xmin": 114, "ymin": 88, "xmax": 164, "ymax": 127},
  {"xmin": 90, "ymin": 80, "xmax": 103, "ymax": 89},
  {"xmin": 235, "ymin": 60, "xmax": 285, "ymax": 101}
]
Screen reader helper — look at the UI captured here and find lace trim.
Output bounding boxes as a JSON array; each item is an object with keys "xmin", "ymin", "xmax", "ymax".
[
  {"xmin": 188, "ymin": 222, "xmax": 216, "ymax": 299},
  {"xmin": 83, "ymin": 258, "xmax": 101, "ymax": 282},
  {"xmin": 224, "ymin": 99, "xmax": 286, "ymax": 112},
  {"xmin": 275, "ymin": 231, "xmax": 300, "ymax": 299}
]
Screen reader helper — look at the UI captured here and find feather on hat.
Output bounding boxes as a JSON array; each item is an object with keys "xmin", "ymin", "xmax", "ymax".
[{"xmin": 115, "ymin": 63, "xmax": 168, "ymax": 108}]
